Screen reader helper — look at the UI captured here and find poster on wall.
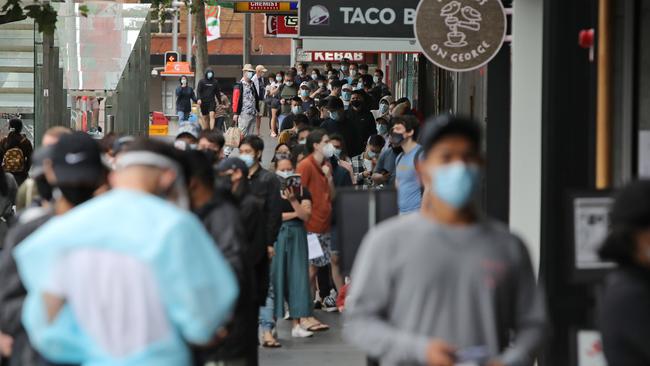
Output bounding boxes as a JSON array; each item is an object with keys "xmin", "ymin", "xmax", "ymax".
[
  {"xmin": 577, "ymin": 330, "xmax": 608, "ymax": 366},
  {"xmin": 573, "ymin": 196, "xmax": 616, "ymax": 270},
  {"xmin": 265, "ymin": 15, "xmax": 299, "ymax": 37},
  {"xmin": 205, "ymin": 5, "xmax": 221, "ymax": 42}
]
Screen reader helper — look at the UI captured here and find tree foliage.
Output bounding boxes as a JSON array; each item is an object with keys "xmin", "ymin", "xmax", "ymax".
[{"xmin": 0, "ymin": 0, "xmax": 87, "ymax": 34}]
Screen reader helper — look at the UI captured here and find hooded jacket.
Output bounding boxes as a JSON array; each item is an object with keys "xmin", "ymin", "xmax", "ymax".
[
  {"xmin": 197, "ymin": 69, "xmax": 221, "ymax": 103},
  {"xmin": 175, "ymin": 78, "xmax": 197, "ymax": 113}
]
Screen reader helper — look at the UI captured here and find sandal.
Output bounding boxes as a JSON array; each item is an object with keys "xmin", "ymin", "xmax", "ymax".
[
  {"xmin": 261, "ymin": 332, "xmax": 282, "ymax": 348},
  {"xmin": 262, "ymin": 339, "xmax": 282, "ymax": 348},
  {"xmin": 301, "ymin": 319, "xmax": 330, "ymax": 332}
]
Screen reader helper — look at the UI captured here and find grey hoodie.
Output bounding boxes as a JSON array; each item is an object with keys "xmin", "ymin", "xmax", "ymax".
[{"xmin": 344, "ymin": 214, "xmax": 547, "ymax": 366}]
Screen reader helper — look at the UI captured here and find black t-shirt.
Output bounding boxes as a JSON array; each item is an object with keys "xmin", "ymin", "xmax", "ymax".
[{"xmin": 280, "ymin": 186, "xmax": 312, "ymax": 221}]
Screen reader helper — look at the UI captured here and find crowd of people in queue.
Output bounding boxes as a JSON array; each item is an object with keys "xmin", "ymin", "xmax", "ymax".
[{"xmin": 0, "ymin": 58, "xmax": 645, "ymax": 366}]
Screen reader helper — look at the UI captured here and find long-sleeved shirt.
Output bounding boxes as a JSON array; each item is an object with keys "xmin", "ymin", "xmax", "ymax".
[{"xmin": 345, "ymin": 214, "xmax": 547, "ymax": 366}]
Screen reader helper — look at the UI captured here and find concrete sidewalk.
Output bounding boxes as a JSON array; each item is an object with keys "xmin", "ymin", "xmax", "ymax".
[{"xmin": 259, "ymin": 311, "xmax": 366, "ymax": 366}]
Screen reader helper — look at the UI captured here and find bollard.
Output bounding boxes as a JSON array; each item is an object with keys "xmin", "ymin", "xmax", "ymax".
[{"xmin": 105, "ymin": 115, "xmax": 115, "ymax": 134}]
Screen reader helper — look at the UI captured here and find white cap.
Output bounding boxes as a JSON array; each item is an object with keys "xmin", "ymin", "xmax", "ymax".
[
  {"xmin": 300, "ymin": 81, "xmax": 311, "ymax": 89},
  {"xmin": 342, "ymin": 83, "xmax": 352, "ymax": 90}
]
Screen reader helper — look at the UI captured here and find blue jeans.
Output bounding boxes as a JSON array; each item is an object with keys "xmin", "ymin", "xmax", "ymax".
[
  {"xmin": 259, "ymin": 278, "xmax": 275, "ymax": 331},
  {"xmin": 177, "ymin": 111, "xmax": 189, "ymax": 121}
]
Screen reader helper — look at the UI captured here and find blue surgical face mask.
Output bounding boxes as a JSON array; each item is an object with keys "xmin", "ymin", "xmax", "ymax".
[
  {"xmin": 239, "ymin": 154, "xmax": 256, "ymax": 168},
  {"xmin": 376, "ymin": 123, "xmax": 388, "ymax": 135},
  {"xmin": 246, "ymin": 71, "xmax": 254, "ymax": 79},
  {"xmin": 333, "ymin": 148, "xmax": 342, "ymax": 159},
  {"xmin": 291, "ymin": 106, "xmax": 303, "ymax": 115},
  {"xmin": 342, "ymin": 91, "xmax": 351, "ymax": 101},
  {"xmin": 207, "ymin": 72, "xmax": 214, "ymax": 79},
  {"xmin": 379, "ymin": 103, "xmax": 389, "ymax": 114},
  {"xmin": 431, "ymin": 163, "xmax": 480, "ymax": 209},
  {"xmin": 329, "ymin": 111, "xmax": 340, "ymax": 121},
  {"xmin": 367, "ymin": 151, "xmax": 377, "ymax": 159},
  {"xmin": 311, "ymin": 74, "xmax": 318, "ymax": 80},
  {"xmin": 276, "ymin": 75, "xmax": 283, "ymax": 82},
  {"xmin": 300, "ymin": 90, "xmax": 310, "ymax": 97},
  {"xmin": 373, "ymin": 75, "xmax": 380, "ymax": 83}
]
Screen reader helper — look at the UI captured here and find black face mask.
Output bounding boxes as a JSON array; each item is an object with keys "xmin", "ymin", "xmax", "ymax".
[
  {"xmin": 201, "ymin": 149, "xmax": 220, "ymax": 166},
  {"xmin": 215, "ymin": 175, "xmax": 233, "ymax": 195},
  {"xmin": 57, "ymin": 186, "xmax": 96, "ymax": 206},
  {"xmin": 351, "ymin": 100, "xmax": 363, "ymax": 109},
  {"xmin": 35, "ymin": 176, "xmax": 53, "ymax": 201},
  {"xmin": 389, "ymin": 132, "xmax": 405, "ymax": 146}
]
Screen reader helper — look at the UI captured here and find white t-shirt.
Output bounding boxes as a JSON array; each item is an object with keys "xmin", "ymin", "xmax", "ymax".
[{"xmin": 45, "ymin": 249, "xmax": 172, "ymax": 358}]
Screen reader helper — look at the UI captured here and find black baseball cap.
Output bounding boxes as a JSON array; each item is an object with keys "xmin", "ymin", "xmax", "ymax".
[
  {"xmin": 30, "ymin": 145, "xmax": 54, "ymax": 178},
  {"xmin": 51, "ymin": 132, "xmax": 105, "ymax": 186},
  {"xmin": 419, "ymin": 114, "xmax": 482, "ymax": 154},
  {"xmin": 215, "ymin": 157, "xmax": 249, "ymax": 177}
]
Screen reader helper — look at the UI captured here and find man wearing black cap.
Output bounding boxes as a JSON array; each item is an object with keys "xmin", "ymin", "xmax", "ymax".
[
  {"xmin": 346, "ymin": 115, "xmax": 547, "ymax": 366},
  {"xmin": 0, "ymin": 132, "xmax": 107, "ymax": 366},
  {"xmin": 188, "ymin": 151, "xmax": 259, "ymax": 366}
]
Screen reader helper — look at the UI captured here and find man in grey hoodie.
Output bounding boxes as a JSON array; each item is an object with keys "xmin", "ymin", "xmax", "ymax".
[{"xmin": 345, "ymin": 115, "xmax": 547, "ymax": 366}]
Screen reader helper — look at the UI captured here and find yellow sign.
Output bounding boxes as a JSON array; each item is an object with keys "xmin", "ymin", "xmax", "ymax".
[
  {"xmin": 234, "ymin": 2, "xmax": 298, "ymax": 14},
  {"xmin": 149, "ymin": 124, "xmax": 169, "ymax": 136}
]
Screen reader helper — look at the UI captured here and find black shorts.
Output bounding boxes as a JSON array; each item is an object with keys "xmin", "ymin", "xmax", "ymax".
[{"xmin": 200, "ymin": 100, "xmax": 215, "ymax": 115}]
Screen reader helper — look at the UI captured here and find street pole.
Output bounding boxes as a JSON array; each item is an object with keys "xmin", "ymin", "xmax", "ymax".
[
  {"xmin": 243, "ymin": 13, "xmax": 251, "ymax": 65},
  {"xmin": 172, "ymin": 8, "xmax": 179, "ymax": 53},
  {"xmin": 186, "ymin": 3, "xmax": 192, "ymax": 63}
]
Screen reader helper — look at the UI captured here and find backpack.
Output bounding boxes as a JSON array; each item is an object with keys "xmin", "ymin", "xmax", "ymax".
[
  {"xmin": 224, "ymin": 126, "xmax": 243, "ymax": 148},
  {"xmin": 2, "ymin": 145, "xmax": 26, "ymax": 173}
]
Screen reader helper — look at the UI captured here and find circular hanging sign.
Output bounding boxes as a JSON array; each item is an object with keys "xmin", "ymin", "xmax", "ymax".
[{"xmin": 415, "ymin": 0, "xmax": 507, "ymax": 72}]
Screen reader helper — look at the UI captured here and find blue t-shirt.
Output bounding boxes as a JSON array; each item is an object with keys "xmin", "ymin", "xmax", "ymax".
[{"xmin": 396, "ymin": 145, "xmax": 423, "ymax": 214}]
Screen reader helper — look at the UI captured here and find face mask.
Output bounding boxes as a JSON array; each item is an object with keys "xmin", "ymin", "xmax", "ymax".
[
  {"xmin": 239, "ymin": 154, "xmax": 255, "ymax": 168},
  {"xmin": 431, "ymin": 163, "xmax": 480, "ymax": 209},
  {"xmin": 276, "ymin": 170, "xmax": 294, "ymax": 179},
  {"xmin": 367, "ymin": 151, "xmax": 377, "ymax": 159},
  {"xmin": 35, "ymin": 176, "xmax": 53, "ymax": 201},
  {"xmin": 275, "ymin": 152, "xmax": 291, "ymax": 161},
  {"xmin": 246, "ymin": 71, "xmax": 254, "ymax": 79},
  {"xmin": 350, "ymin": 69, "xmax": 358, "ymax": 77},
  {"xmin": 376, "ymin": 123, "xmax": 388, "ymax": 135},
  {"xmin": 298, "ymin": 71, "xmax": 304, "ymax": 76},
  {"xmin": 357, "ymin": 82, "xmax": 364, "ymax": 90},
  {"xmin": 291, "ymin": 106, "xmax": 303, "ymax": 115},
  {"xmin": 329, "ymin": 111, "xmax": 340, "ymax": 121},
  {"xmin": 300, "ymin": 90, "xmax": 310, "ymax": 97},
  {"xmin": 311, "ymin": 74, "xmax": 318, "ymax": 80},
  {"xmin": 284, "ymin": 81, "xmax": 294, "ymax": 87},
  {"xmin": 341, "ymin": 65, "xmax": 348, "ymax": 72},
  {"xmin": 373, "ymin": 76, "xmax": 380, "ymax": 83},
  {"xmin": 299, "ymin": 139, "xmax": 307, "ymax": 145},
  {"xmin": 276, "ymin": 75, "xmax": 283, "ymax": 82},
  {"xmin": 389, "ymin": 132, "xmax": 405, "ymax": 146},
  {"xmin": 333, "ymin": 148, "xmax": 342, "ymax": 159},
  {"xmin": 57, "ymin": 186, "xmax": 96, "ymax": 206},
  {"xmin": 215, "ymin": 175, "xmax": 233, "ymax": 193},
  {"xmin": 181, "ymin": 79, "xmax": 187, "ymax": 86},
  {"xmin": 351, "ymin": 100, "xmax": 362, "ymax": 109},
  {"xmin": 379, "ymin": 103, "xmax": 389, "ymax": 114},
  {"xmin": 318, "ymin": 82, "xmax": 325, "ymax": 88},
  {"xmin": 342, "ymin": 91, "xmax": 351, "ymax": 101},
  {"xmin": 207, "ymin": 72, "xmax": 214, "ymax": 79},
  {"xmin": 322, "ymin": 143, "xmax": 336, "ymax": 158}
]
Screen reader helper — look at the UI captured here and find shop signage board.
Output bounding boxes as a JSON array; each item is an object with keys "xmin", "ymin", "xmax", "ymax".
[
  {"xmin": 235, "ymin": 2, "xmax": 298, "ymax": 14},
  {"xmin": 302, "ymin": 38, "xmax": 421, "ymax": 53},
  {"xmin": 414, "ymin": 0, "xmax": 507, "ymax": 72},
  {"xmin": 265, "ymin": 15, "xmax": 298, "ymax": 37},
  {"xmin": 311, "ymin": 52, "xmax": 365, "ymax": 62},
  {"xmin": 299, "ymin": 0, "xmax": 420, "ymax": 39}
]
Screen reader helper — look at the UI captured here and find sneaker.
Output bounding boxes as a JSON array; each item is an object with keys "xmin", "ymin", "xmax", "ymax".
[
  {"xmin": 322, "ymin": 295, "xmax": 338, "ymax": 312},
  {"xmin": 291, "ymin": 325, "xmax": 314, "ymax": 338}
]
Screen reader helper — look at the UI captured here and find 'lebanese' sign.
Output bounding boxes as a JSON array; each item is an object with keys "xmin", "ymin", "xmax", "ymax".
[
  {"xmin": 415, "ymin": 0, "xmax": 506, "ymax": 72},
  {"xmin": 311, "ymin": 52, "xmax": 365, "ymax": 62},
  {"xmin": 265, "ymin": 15, "xmax": 298, "ymax": 37},
  {"xmin": 300, "ymin": 0, "xmax": 420, "ymax": 39},
  {"xmin": 235, "ymin": 2, "xmax": 298, "ymax": 14}
]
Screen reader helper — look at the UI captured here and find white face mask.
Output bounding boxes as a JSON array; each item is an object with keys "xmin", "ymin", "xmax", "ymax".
[
  {"xmin": 276, "ymin": 170, "xmax": 294, "ymax": 179},
  {"xmin": 322, "ymin": 142, "xmax": 336, "ymax": 158},
  {"xmin": 246, "ymin": 71, "xmax": 254, "ymax": 79},
  {"xmin": 311, "ymin": 74, "xmax": 318, "ymax": 80},
  {"xmin": 181, "ymin": 79, "xmax": 187, "ymax": 86},
  {"xmin": 284, "ymin": 81, "xmax": 294, "ymax": 86},
  {"xmin": 373, "ymin": 76, "xmax": 380, "ymax": 83},
  {"xmin": 318, "ymin": 82, "xmax": 325, "ymax": 88},
  {"xmin": 350, "ymin": 69, "xmax": 358, "ymax": 77}
]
